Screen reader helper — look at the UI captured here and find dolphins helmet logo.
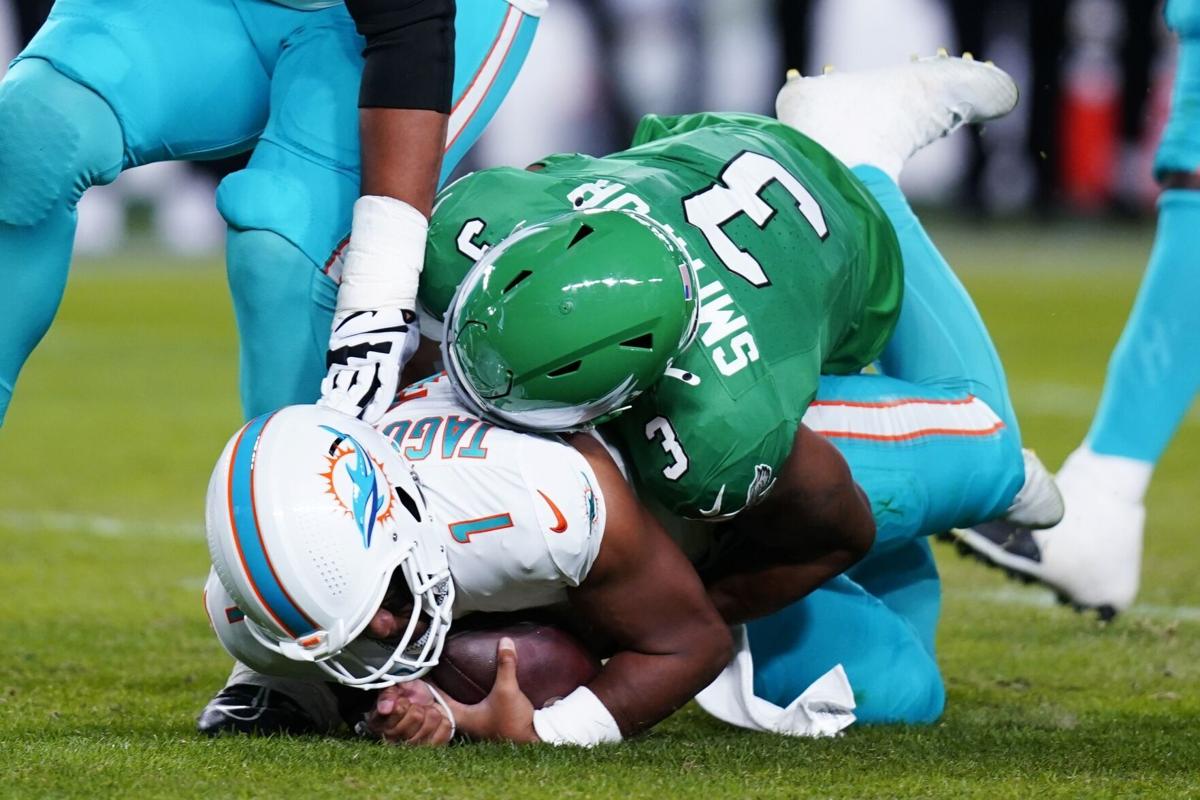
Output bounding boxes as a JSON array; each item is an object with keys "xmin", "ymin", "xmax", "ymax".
[{"xmin": 319, "ymin": 425, "xmax": 395, "ymax": 549}]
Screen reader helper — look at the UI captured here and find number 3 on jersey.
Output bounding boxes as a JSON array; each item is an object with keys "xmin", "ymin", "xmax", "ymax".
[
  {"xmin": 646, "ymin": 416, "xmax": 688, "ymax": 480},
  {"xmin": 683, "ymin": 151, "xmax": 829, "ymax": 288}
]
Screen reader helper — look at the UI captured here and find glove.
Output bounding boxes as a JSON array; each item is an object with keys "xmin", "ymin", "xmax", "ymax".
[{"xmin": 318, "ymin": 308, "xmax": 420, "ymax": 423}]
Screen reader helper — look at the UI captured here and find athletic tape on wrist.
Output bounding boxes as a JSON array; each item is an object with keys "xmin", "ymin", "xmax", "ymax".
[
  {"xmin": 337, "ymin": 195, "xmax": 428, "ymax": 313},
  {"xmin": 532, "ymin": 686, "xmax": 623, "ymax": 747}
]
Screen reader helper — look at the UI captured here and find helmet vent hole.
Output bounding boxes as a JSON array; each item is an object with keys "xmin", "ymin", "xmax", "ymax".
[
  {"xmin": 547, "ymin": 360, "xmax": 582, "ymax": 378},
  {"xmin": 620, "ymin": 333, "xmax": 654, "ymax": 350},
  {"xmin": 567, "ymin": 224, "xmax": 595, "ymax": 249},
  {"xmin": 502, "ymin": 270, "xmax": 533, "ymax": 294},
  {"xmin": 395, "ymin": 486, "xmax": 422, "ymax": 522}
]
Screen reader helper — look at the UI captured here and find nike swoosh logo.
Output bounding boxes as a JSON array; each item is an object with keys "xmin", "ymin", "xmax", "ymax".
[
  {"xmin": 537, "ymin": 490, "xmax": 568, "ymax": 533},
  {"xmin": 698, "ymin": 484, "xmax": 726, "ymax": 517}
]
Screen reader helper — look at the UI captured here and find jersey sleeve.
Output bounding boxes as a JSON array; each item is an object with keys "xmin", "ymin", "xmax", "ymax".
[
  {"xmin": 515, "ymin": 435, "xmax": 606, "ymax": 586},
  {"xmin": 609, "ymin": 356, "xmax": 818, "ymax": 521}
]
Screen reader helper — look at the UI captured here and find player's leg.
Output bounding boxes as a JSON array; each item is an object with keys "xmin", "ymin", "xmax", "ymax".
[
  {"xmin": 805, "ymin": 374, "xmax": 1024, "ymax": 554},
  {"xmin": 801, "ymin": 166, "xmax": 1062, "ymax": 554},
  {"xmin": 0, "ymin": 0, "xmax": 270, "ymax": 424},
  {"xmin": 745, "ymin": 556, "xmax": 944, "ymax": 725},
  {"xmin": 962, "ymin": 0, "xmax": 1200, "ymax": 617},
  {"xmin": 0, "ymin": 58, "xmax": 122, "ymax": 423},
  {"xmin": 221, "ymin": 0, "xmax": 541, "ymax": 418},
  {"xmin": 773, "ymin": 56, "xmax": 1056, "ymax": 546}
]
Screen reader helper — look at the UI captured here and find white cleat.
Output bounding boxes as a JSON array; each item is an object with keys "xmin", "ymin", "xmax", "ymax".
[
  {"xmin": 775, "ymin": 52, "xmax": 1018, "ymax": 179},
  {"xmin": 950, "ymin": 446, "xmax": 1147, "ymax": 620}
]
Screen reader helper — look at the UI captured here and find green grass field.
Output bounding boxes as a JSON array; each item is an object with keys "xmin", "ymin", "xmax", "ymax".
[{"xmin": 2, "ymin": 220, "xmax": 1198, "ymax": 799}]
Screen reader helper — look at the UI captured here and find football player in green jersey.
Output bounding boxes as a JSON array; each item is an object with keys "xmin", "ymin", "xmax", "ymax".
[{"xmin": 400, "ymin": 55, "xmax": 1065, "ymax": 724}]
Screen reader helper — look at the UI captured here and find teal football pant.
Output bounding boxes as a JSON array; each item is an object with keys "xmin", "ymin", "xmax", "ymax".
[
  {"xmin": 749, "ymin": 167, "xmax": 1025, "ymax": 724},
  {"xmin": 0, "ymin": 0, "xmax": 538, "ymax": 423}
]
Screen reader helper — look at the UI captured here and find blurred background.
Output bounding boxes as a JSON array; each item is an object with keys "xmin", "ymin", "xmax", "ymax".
[{"xmin": 0, "ymin": 0, "xmax": 1172, "ymax": 256}]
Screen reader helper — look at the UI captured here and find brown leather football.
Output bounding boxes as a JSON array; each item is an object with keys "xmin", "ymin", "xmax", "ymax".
[{"xmin": 430, "ymin": 621, "xmax": 601, "ymax": 708}]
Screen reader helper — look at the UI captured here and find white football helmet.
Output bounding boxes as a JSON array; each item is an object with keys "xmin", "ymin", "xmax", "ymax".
[{"xmin": 205, "ymin": 405, "xmax": 454, "ymax": 689}]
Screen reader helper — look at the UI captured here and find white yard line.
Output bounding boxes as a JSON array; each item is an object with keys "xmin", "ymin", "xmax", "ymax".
[
  {"xmin": 946, "ymin": 585, "xmax": 1200, "ymax": 622},
  {"xmin": 0, "ymin": 509, "xmax": 202, "ymax": 539}
]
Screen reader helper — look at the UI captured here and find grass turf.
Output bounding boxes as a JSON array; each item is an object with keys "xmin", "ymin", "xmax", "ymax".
[{"xmin": 2, "ymin": 222, "xmax": 1199, "ymax": 798}]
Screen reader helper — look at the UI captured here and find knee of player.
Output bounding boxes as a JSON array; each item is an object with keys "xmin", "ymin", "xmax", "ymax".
[
  {"xmin": 855, "ymin": 654, "xmax": 945, "ymax": 726},
  {"xmin": 0, "ymin": 59, "xmax": 124, "ymax": 226},
  {"xmin": 218, "ymin": 167, "xmax": 316, "ymax": 243}
]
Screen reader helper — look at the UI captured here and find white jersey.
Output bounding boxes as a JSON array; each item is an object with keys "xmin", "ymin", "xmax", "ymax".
[
  {"xmin": 207, "ymin": 374, "xmax": 605, "ymax": 679},
  {"xmin": 381, "ymin": 374, "xmax": 605, "ymax": 614}
]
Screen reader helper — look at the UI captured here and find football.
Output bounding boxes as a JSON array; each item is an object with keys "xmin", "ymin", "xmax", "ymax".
[{"xmin": 430, "ymin": 621, "xmax": 602, "ymax": 708}]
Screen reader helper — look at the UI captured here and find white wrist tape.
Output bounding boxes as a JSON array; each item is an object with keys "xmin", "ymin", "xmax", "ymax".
[
  {"xmin": 337, "ymin": 195, "xmax": 428, "ymax": 314},
  {"xmin": 532, "ymin": 687, "xmax": 623, "ymax": 747}
]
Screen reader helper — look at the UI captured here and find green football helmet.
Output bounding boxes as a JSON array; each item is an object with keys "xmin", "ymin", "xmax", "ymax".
[{"xmin": 442, "ymin": 209, "xmax": 700, "ymax": 431}]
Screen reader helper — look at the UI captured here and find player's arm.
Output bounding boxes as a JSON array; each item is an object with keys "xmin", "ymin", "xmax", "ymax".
[
  {"xmin": 703, "ymin": 424, "xmax": 875, "ymax": 625},
  {"xmin": 320, "ymin": 0, "xmax": 455, "ymax": 422},
  {"xmin": 448, "ymin": 435, "xmax": 734, "ymax": 745}
]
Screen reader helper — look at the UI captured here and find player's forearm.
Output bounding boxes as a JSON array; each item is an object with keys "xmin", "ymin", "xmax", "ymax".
[
  {"xmin": 585, "ymin": 630, "xmax": 732, "ymax": 738},
  {"xmin": 359, "ymin": 109, "xmax": 447, "ymax": 216},
  {"xmin": 705, "ymin": 550, "xmax": 862, "ymax": 625},
  {"xmin": 347, "ymin": 0, "xmax": 455, "ymax": 213}
]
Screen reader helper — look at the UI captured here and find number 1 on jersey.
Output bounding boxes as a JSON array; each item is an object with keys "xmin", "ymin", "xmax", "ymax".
[{"xmin": 683, "ymin": 150, "xmax": 829, "ymax": 288}]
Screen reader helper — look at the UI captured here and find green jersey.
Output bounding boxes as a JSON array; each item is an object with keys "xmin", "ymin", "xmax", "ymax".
[{"xmin": 421, "ymin": 112, "xmax": 903, "ymax": 519}]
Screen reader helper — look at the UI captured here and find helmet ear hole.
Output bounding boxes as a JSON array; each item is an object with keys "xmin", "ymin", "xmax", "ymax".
[
  {"xmin": 546, "ymin": 360, "xmax": 582, "ymax": 378},
  {"xmin": 502, "ymin": 270, "xmax": 533, "ymax": 294},
  {"xmin": 567, "ymin": 224, "xmax": 594, "ymax": 248},
  {"xmin": 620, "ymin": 333, "xmax": 654, "ymax": 350},
  {"xmin": 395, "ymin": 486, "xmax": 422, "ymax": 522}
]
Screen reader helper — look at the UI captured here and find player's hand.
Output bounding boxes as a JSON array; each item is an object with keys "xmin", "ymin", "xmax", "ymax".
[
  {"xmin": 443, "ymin": 637, "xmax": 539, "ymax": 743},
  {"xmin": 318, "ymin": 308, "xmax": 419, "ymax": 423},
  {"xmin": 362, "ymin": 680, "xmax": 454, "ymax": 746}
]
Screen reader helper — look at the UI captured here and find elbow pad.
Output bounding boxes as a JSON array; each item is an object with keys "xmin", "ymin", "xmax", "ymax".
[{"xmin": 346, "ymin": 0, "xmax": 456, "ymax": 111}]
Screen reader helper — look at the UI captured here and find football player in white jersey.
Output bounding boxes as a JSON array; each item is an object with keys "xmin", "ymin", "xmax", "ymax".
[{"xmin": 203, "ymin": 375, "xmax": 738, "ymax": 745}]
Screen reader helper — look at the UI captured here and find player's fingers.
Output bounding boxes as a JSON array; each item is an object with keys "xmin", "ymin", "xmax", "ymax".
[
  {"xmin": 375, "ymin": 684, "xmax": 403, "ymax": 716},
  {"xmin": 492, "ymin": 636, "xmax": 520, "ymax": 694},
  {"xmin": 407, "ymin": 703, "xmax": 448, "ymax": 746},
  {"xmin": 383, "ymin": 705, "xmax": 428, "ymax": 743},
  {"xmin": 365, "ymin": 692, "xmax": 413, "ymax": 738},
  {"xmin": 431, "ymin": 714, "xmax": 454, "ymax": 746}
]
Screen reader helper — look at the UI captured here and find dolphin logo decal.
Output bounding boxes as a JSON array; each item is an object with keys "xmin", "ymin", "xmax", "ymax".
[{"xmin": 320, "ymin": 425, "xmax": 386, "ymax": 548}]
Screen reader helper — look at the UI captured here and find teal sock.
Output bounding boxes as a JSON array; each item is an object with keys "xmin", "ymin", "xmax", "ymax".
[{"xmin": 1087, "ymin": 190, "xmax": 1200, "ymax": 464}]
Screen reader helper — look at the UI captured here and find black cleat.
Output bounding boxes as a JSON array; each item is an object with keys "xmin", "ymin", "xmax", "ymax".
[{"xmin": 197, "ymin": 683, "xmax": 323, "ymax": 737}]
